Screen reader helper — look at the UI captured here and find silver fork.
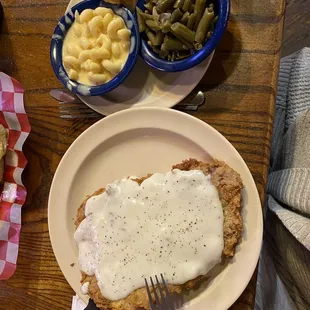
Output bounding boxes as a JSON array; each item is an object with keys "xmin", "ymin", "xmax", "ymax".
[
  {"xmin": 145, "ymin": 274, "xmax": 175, "ymax": 310},
  {"xmin": 51, "ymin": 89, "xmax": 206, "ymax": 119},
  {"xmin": 59, "ymin": 103, "xmax": 99, "ymax": 119}
]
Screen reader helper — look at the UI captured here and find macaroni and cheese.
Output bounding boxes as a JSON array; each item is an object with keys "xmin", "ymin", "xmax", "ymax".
[{"xmin": 62, "ymin": 7, "xmax": 131, "ymax": 86}]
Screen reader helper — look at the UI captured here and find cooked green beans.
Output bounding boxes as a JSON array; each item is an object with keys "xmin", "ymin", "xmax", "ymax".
[
  {"xmin": 159, "ymin": 49, "xmax": 169, "ymax": 58},
  {"xmin": 157, "ymin": 0, "xmax": 175, "ymax": 13},
  {"xmin": 146, "ymin": 29, "xmax": 156, "ymax": 45},
  {"xmin": 145, "ymin": 19, "xmax": 162, "ymax": 31},
  {"xmin": 162, "ymin": 21, "xmax": 172, "ymax": 33},
  {"xmin": 194, "ymin": 42, "xmax": 203, "ymax": 50},
  {"xmin": 187, "ymin": 13, "xmax": 196, "ymax": 30},
  {"xmin": 173, "ymin": 0, "xmax": 184, "ymax": 9},
  {"xmin": 182, "ymin": 0, "xmax": 191, "ymax": 12},
  {"xmin": 194, "ymin": 0, "xmax": 206, "ymax": 30},
  {"xmin": 171, "ymin": 22, "xmax": 195, "ymax": 43},
  {"xmin": 162, "ymin": 36, "xmax": 189, "ymax": 51},
  {"xmin": 210, "ymin": 15, "xmax": 218, "ymax": 32},
  {"xmin": 144, "ymin": 2, "xmax": 154, "ymax": 12},
  {"xmin": 137, "ymin": 0, "xmax": 218, "ymax": 61},
  {"xmin": 171, "ymin": 30, "xmax": 193, "ymax": 48},
  {"xmin": 154, "ymin": 31, "xmax": 165, "ymax": 45},
  {"xmin": 180, "ymin": 11, "xmax": 190, "ymax": 25},
  {"xmin": 178, "ymin": 51, "xmax": 191, "ymax": 59},
  {"xmin": 170, "ymin": 8, "xmax": 183, "ymax": 23},
  {"xmin": 137, "ymin": 7, "xmax": 147, "ymax": 32},
  {"xmin": 195, "ymin": 6, "xmax": 214, "ymax": 43}
]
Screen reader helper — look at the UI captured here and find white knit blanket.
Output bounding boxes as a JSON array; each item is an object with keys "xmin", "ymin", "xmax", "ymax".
[{"xmin": 256, "ymin": 48, "xmax": 310, "ymax": 310}]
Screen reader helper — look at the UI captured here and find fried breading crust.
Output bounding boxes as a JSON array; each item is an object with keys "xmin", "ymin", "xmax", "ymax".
[{"xmin": 75, "ymin": 159, "xmax": 243, "ymax": 310}]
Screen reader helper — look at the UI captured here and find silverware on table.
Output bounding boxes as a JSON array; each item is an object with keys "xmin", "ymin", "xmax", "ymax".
[
  {"xmin": 145, "ymin": 274, "xmax": 175, "ymax": 310},
  {"xmin": 59, "ymin": 103, "xmax": 100, "ymax": 119},
  {"xmin": 50, "ymin": 89, "xmax": 206, "ymax": 119}
]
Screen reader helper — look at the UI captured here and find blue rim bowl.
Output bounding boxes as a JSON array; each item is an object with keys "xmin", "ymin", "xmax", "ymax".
[
  {"xmin": 137, "ymin": 0, "xmax": 230, "ymax": 72},
  {"xmin": 50, "ymin": 0, "xmax": 140, "ymax": 96}
]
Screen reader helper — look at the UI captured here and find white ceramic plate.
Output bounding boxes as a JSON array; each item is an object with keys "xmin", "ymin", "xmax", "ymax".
[
  {"xmin": 48, "ymin": 108, "xmax": 263, "ymax": 310},
  {"xmin": 66, "ymin": 1, "xmax": 214, "ymax": 116}
]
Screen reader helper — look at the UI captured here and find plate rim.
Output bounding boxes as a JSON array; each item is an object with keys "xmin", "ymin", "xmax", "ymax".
[
  {"xmin": 48, "ymin": 107, "xmax": 263, "ymax": 309},
  {"xmin": 77, "ymin": 52, "xmax": 214, "ymax": 116}
]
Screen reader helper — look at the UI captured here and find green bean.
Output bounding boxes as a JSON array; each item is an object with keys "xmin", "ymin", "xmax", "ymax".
[
  {"xmin": 152, "ymin": 46, "xmax": 161, "ymax": 54},
  {"xmin": 182, "ymin": 0, "xmax": 191, "ymax": 12},
  {"xmin": 154, "ymin": 31, "xmax": 165, "ymax": 45},
  {"xmin": 195, "ymin": 6, "xmax": 214, "ymax": 43},
  {"xmin": 162, "ymin": 21, "xmax": 172, "ymax": 33},
  {"xmin": 144, "ymin": 2, "xmax": 154, "ymax": 12},
  {"xmin": 146, "ymin": 29, "xmax": 156, "ymax": 45},
  {"xmin": 180, "ymin": 11, "xmax": 190, "ymax": 25},
  {"xmin": 136, "ymin": 7, "xmax": 147, "ymax": 32},
  {"xmin": 189, "ymin": 3, "xmax": 194, "ymax": 13},
  {"xmin": 161, "ymin": 36, "xmax": 189, "ymax": 51},
  {"xmin": 152, "ymin": 7, "xmax": 159, "ymax": 20},
  {"xmin": 145, "ymin": 19, "xmax": 162, "ymax": 31},
  {"xmin": 168, "ymin": 52, "xmax": 175, "ymax": 61},
  {"xmin": 159, "ymin": 49, "xmax": 169, "ymax": 58},
  {"xmin": 193, "ymin": 0, "xmax": 206, "ymax": 30},
  {"xmin": 187, "ymin": 13, "xmax": 196, "ymax": 30},
  {"xmin": 162, "ymin": 21, "xmax": 193, "ymax": 48},
  {"xmin": 210, "ymin": 15, "xmax": 218, "ymax": 32},
  {"xmin": 137, "ymin": 7, "xmax": 154, "ymax": 21},
  {"xmin": 172, "ymin": 51, "xmax": 179, "ymax": 60},
  {"xmin": 194, "ymin": 42, "xmax": 203, "ymax": 50},
  {"xmin": 157, "ymin": 0, "xmax": 175, "ymax": 13},
  {"xmin": 171, "ymin": 22, "xmax": 195, "ymax": 43},
  {"xmin": 177, "ymin": 51, "xmax": 191, "ymax": 59},
  {"xmin": 171, "ymin": 30, "xmax": 193, "ymax": 49},
  {"xmin": 173, "ymin": 0, "xmax": 184, "ymax": 9},
  {"xmin": 164, "ymin": 22, "xmax": 193, "ymax": 48},
  {"xmin": 141, "ymin": 12, "xmax": 155, "ymax": 20},
  {"xmin": 170, "ymin": 8, "xmax": 183, "ymax": 23}
]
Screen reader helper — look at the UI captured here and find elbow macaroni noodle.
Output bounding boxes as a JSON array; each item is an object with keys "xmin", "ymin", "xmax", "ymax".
[{"xmin": 62, "ymin": 7, "xmax": 131, "ymax": 86}]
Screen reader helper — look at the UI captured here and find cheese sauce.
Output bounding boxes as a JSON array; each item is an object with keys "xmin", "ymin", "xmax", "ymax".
[
  {"xmin": 62, "ymin": 7, "xmax": 131, "ymax": 86},
  {"xmin": 74, "ymin": 169, "xmax": 224, "ymax": 301}
]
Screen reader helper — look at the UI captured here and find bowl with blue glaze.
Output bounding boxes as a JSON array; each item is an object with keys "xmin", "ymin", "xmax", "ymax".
[
  {"xmin": 50, "ymin": 0, "xmax": 140, "ymax": 96},
  {"xmin": 137, "ymin": 0, "xmax": 229, "ymax": 72}
]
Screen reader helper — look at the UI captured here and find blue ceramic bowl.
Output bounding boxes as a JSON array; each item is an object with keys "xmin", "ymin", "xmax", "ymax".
[
  {"xmin": 137, "ymin": 0, "xmax": 230, "ymax": 72},
  {"xmin": 50, "ymin": 0, "xmax": 140, "ymax": 96}
]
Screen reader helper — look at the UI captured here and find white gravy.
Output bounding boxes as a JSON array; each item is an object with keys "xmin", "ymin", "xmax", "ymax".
[{"xmin": 74, "ymin": 169, "xmax": 224, "ymax": 301}]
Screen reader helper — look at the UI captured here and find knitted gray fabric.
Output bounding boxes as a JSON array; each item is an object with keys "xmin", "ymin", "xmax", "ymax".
[{"xmin": 255, "ymin": 48, "xmax": 310, "ymax": 310}]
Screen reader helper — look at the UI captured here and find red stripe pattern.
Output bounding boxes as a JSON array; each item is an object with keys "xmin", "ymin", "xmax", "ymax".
[{"xmin": 0, "ymin": 73, "xmax": 30, "ymax": 280}]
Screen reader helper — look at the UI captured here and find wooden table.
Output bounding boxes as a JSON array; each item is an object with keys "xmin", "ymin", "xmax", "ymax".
[{"xmin": 0, "ymin": 0, "xmax": 285, "ymax": 309}]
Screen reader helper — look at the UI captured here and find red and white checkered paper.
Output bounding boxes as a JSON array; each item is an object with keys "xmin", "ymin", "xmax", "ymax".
[{"xmin": 0, "ymin": 73, "xmax": 30, "ymax": 280}]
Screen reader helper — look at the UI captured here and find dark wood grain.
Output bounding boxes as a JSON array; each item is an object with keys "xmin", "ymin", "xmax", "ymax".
[
  {"xmin": 0, "ymin": 0, "xmax": 285, "ymax": 309},
  {"xmin": 282, "ymin": 0, "xmax": 310, "ymax": 57}
]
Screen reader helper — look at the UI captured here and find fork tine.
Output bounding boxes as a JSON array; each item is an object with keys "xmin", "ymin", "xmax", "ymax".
[
  {"xmin": 58, "ymin": 100, "xmax": 100, "ymax": 119},
  {"xmin": 60, "ymin": 114, "xmax": 99, "ymax": 119},
  {"xmin": 59, "ymin": 108, "xmax": 97, "ymax": 114},
  {"xmin": 145, "ymin": 278, "xmax": 157, "ymax": 310},
  {"xmin": 59, "ymin": 105, "xmax": 92, "ymax": 111},
  {"xmin": 59, "ymin": 108, "xmax": 96, "ymax": 114},
  {"xmin": 155, "ymin": 275, "xmax": 167, "ymax": 309},
  {"xmin": 150, "ymin": 276, "xmax": 161, "ymax": 309},
  {"xmin": 60, "ymin": 110, "xmax": 97, "ymax": 116},
  {"xmin": 161, "ymin": 274, "xmax": 175, "ymax": 310}
]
